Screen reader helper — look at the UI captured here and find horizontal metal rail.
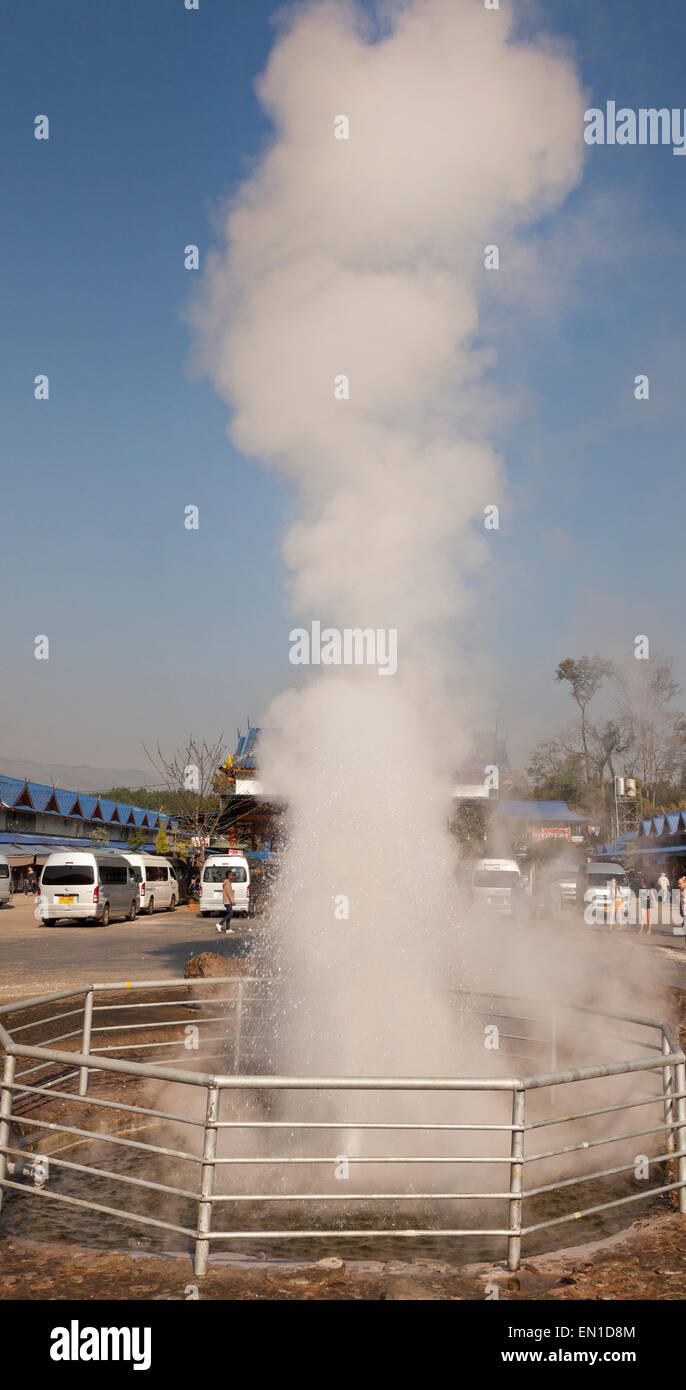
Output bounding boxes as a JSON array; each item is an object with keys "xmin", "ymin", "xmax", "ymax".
[
  {"xmin": 1, "ymin": 1143, "xmax": 198, "ymax": 1202},
  {"xmin": 522, "ymin": 1182, "xmax": 686, "ymax": 1236},
  {"xmin": 6, "ymin": 1078, "xmax": 206, "ymax": 1128},
  {"xmin": 1, "ymin": 1112, "xmax": 203, "ymax": 1164},
  {"xmin": 0, "ymin": 1179, "xmax": 195, "ymax": 1238}
]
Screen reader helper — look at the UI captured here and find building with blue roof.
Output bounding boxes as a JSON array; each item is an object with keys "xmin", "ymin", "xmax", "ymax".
[
  {"xmin": 596, "ymin": 810, "xmax": 686, "ymax": 882},
  {"xmin": 0, "ymin": 772, "xmax": 174, "ymax": 864}
]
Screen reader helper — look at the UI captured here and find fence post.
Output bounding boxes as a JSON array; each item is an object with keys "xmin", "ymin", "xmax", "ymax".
[
  {"xmin": 194, "ymin": 1084, "xmax": 219, "ymax": 1277},
  {"xmin": 507, "ymin": 1087, "xmax": 526, "ymax": 1272},
  {"xmin": 78, "ymin": 989, "xmax": 95, "ymax": 1098},
  {"xmin": 0, "ymin": 1052, "xmax": 16, "ymax": 1215},
  {"xmin": 234, "ymin": 982, "xmax": 244, "ymax": 1075},
  {"xmin": 674, "ymin": 1055, "xmax": 686, "ymax": 1215},
  {"xmin": 662, "ymin": 1031, "xmax": 676, "ymax": 1157}
]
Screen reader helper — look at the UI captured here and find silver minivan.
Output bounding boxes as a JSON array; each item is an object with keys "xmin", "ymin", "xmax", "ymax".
[
  {"xmin": 39, "ymin": 852, "xmax": 140, "ymax": 926},
  {"xmin": 0, "ymin": 854, "xmax": 12, "ymax": 907},
  {"xmin": 471, "ymin": 858, "xmax": 525, "ymax": 917}
]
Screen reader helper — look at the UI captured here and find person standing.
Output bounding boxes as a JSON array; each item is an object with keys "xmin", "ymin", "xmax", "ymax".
[
  {"xmin": 657, "ymin": 868, "xmax": 671, "ymax": 928},
  {"xmin": 678, "ymin": 876, "xmax": 686, "ymax": 946},
  {"xmin": 216, "ymin": 870, "xmax": 236, "ymax": 935}
]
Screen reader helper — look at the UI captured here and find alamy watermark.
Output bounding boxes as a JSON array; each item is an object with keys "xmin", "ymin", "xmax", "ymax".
[
  {"xmin": 289, "ymin": 622, "xmax": 398, "ymax": 676},
  {"xmin": 584, "ymin": 103, "xmax": 686, "ymax": 155}
]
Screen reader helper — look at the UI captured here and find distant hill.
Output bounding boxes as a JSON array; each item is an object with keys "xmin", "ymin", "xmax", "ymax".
[{"xmin": 0, "ymin": 757, "xmax": 159, "ymax": 795}]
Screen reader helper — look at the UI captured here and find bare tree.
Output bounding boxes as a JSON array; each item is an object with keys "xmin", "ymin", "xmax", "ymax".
[
  {"xmin": 555, "ymin": 655, "xmax": 614, "ymax": 783},
  {"xmin": 587, "ymin": 718, "xmax": 630, "ymax": 786},
  {"xmin": 144, "ymin": 735, "xmax": 229, "ymax": 869},
  {"xmin": 614, "ymin": 656, "xmax": 686, "ymax": 802}
]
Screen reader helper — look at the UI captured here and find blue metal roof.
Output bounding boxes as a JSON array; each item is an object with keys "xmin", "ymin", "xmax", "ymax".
[
  {"xmin": 234, "ymin": 727, "xmax": 261, "ymax": 769},
  {"xmin": 0, "ymin": 776, "xmax": 25, "ymax": 807},
  {"xmin": 0, "ymin": 831, "xmax": 157, "ymax": 853},
  {"xmin": 495, "ymin": 800, "xmax": 591, "ymax": 823},
  {"xmin": 26, "ymin": 782, "xmax": 53, "ymax": 812},
  {"xmin": 54, "ymin": 787, "xmax": 79, "ymax": 816},
  {"xmin": 0, "ymin": 771, "xmax": 175, "ymax": 834},
  {"xmin": 639, "ymin": 809, "xmax": 686, "ymax": 840}
]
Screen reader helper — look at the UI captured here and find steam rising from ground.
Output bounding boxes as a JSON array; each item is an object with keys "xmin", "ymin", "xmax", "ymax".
[{"xmin": 193, "ymin": 0, "xmax": 586, "ymax": 1075}]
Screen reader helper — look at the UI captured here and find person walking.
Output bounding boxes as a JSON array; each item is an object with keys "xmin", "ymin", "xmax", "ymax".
[{"xmin": 216, "ymin": 869, "xmax": 236, "ymax": 935}]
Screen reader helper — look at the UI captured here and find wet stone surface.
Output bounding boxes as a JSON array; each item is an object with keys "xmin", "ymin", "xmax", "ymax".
[{"xmin": 1, "ymin": 1209, "xmax": 684, "ymax": 1300}]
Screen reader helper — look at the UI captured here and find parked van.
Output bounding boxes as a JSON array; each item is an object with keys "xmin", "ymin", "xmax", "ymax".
[
  {"xmin": 576, "ymin": 861, "xmax": 632, "ymax": 922},
  {"xmin": 0, "ymin": 854, "xmax": 12, "ymax": 907},
  {"xmin": 121, "ymin": 854, "xmax": 179, "ymax": 914},
  {"xmin": 471, "ymin": 859, "xmax": 524, "ymax": 916},
  {"xmin": 39, "ymin": 852, "xmax": 140, "ymax": 926},
  {"xmin": 199, "ymin": 855, "xmax": 250, "ymax": 917}
]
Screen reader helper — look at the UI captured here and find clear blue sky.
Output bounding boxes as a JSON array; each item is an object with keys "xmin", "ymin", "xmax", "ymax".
[{"xmin": 2, "ymin": 0, "xmax": 685, "ymax": 774}]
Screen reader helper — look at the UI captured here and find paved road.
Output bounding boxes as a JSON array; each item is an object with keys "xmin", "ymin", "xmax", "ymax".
[
  {"xmin": 2, "ymin": 897, "xmax": 686, "ymax": 1003},
  {"xmin": 0, "ymin": 897, "xmax": 256, "ymax": 1000}
]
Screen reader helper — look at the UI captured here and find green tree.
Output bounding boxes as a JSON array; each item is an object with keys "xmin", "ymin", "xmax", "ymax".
[
  {"xmin": 155, "ymin": 827, "xmax": 170, "ymax": 856},
  {"xmin": 127, "ymin": 829, "xmax": 148, "ymax": 852}
]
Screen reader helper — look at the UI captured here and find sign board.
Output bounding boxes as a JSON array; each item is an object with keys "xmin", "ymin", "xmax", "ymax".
[{"xmin": 530, "ymin": 826, "xmax": 571, "ymax": 841}]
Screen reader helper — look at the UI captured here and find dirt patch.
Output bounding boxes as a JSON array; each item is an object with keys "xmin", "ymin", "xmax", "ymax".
[{"xmin": 184, "ymin": 952, "xmax": 252, "ymax": 980}]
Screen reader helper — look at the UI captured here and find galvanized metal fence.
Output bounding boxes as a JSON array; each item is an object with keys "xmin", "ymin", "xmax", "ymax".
[{"xmin": 0, "ymin": 980, "xmax": 684, "ymax": 1274}]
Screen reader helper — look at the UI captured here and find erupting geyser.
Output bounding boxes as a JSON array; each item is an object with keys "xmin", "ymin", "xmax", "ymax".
[{"xmin": 192, "ymin": 0, "xmax": 586, "ymax": 1074}]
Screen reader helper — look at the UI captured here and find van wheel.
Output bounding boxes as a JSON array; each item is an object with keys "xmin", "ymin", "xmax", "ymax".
[
  {"xmin": 101, "ymin": 904, "xmax": 110, "ymax": 927},
  {"xmin": 43, "ymin": 918, "xmax": 56, "ymax": 927},
  {"xmin": 169, "ymin": 895, "xmax": 176, "ymax": 911},
  {"xmin": 147, "ymin": 897, "xmax": 155, "ymax": 915},
  {"xmin": 128, "ymin": 899, "xmax": 138, "ymax": 921}
]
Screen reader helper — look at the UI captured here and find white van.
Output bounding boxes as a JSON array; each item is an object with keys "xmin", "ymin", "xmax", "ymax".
[
  {"xmin": 121, "ymin": 854, "xmax": 179, "ymax": 914},
  {"xmin": 0, "ymin": 854, "xmax": 12, "ymax": 906},
  {"xmin": 471, "ymin": 858, "xmax": 525, "ymax": 916},
  {"xmin": 39, "ymin": 852, "xmax": 140, "ymax": 926},
  {"xmin": 199, "ymin": 855, "xmax": 250, "ymax": 917},
  {"xmin": 577, "ymin": 861, "xmax": 632, "ymax": 922}
]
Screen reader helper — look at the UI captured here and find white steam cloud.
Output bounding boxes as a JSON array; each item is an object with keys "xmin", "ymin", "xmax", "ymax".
[{"xmin": 192, "ymin": 0, "xmax": 586, "ymax": 1076}]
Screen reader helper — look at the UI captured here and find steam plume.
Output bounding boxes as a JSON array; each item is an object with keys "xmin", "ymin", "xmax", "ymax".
[{"xmin": 193, "ymin": 0, "xmax": 585, "ymax": 1075}]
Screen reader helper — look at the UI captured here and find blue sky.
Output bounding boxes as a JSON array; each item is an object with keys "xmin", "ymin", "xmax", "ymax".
[{"xmin": 2, "ymin": 0, "xmax": 685, "ymax": 775}]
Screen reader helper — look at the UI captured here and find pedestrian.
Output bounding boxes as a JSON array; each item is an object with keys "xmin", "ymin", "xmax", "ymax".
[
  {"xmin": 678, "ymin": 876, "xmax": 686, "ymax": 947},
  {"xmin": 607, "ymin": 876, "xmax": 621, "ymax": 931},
  {"xmin": 216, "ymin": 869, "xmax": 236, "ymax": 936},
  {"xmin": 657, "ymin": 868, "xmax": 671, "ymax": 927},
  {"xmin": 638, "ymin": 876, "xmax": 654, "ymax": 936}
]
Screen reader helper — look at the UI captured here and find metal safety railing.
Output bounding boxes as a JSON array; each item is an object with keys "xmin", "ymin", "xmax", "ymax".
[{"xmin": 0, "ymin": 980, "xmax": 684, "ymax": 1274}]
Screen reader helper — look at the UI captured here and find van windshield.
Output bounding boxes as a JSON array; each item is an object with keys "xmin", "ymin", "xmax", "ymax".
[
  {"xmin": 203, "ymin": 865, "xmax": 247, "ymax": 883},
  {"xmin": 474, "ymin": 871, "xmax": 520, "ymax": 888},
  {"xmin": 42, "ymin": 866, "xmax": 95, "ymax": 885},
  {"xmin": 587, "ymin": 870, "xmax": 629, "ymax": 887}
]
